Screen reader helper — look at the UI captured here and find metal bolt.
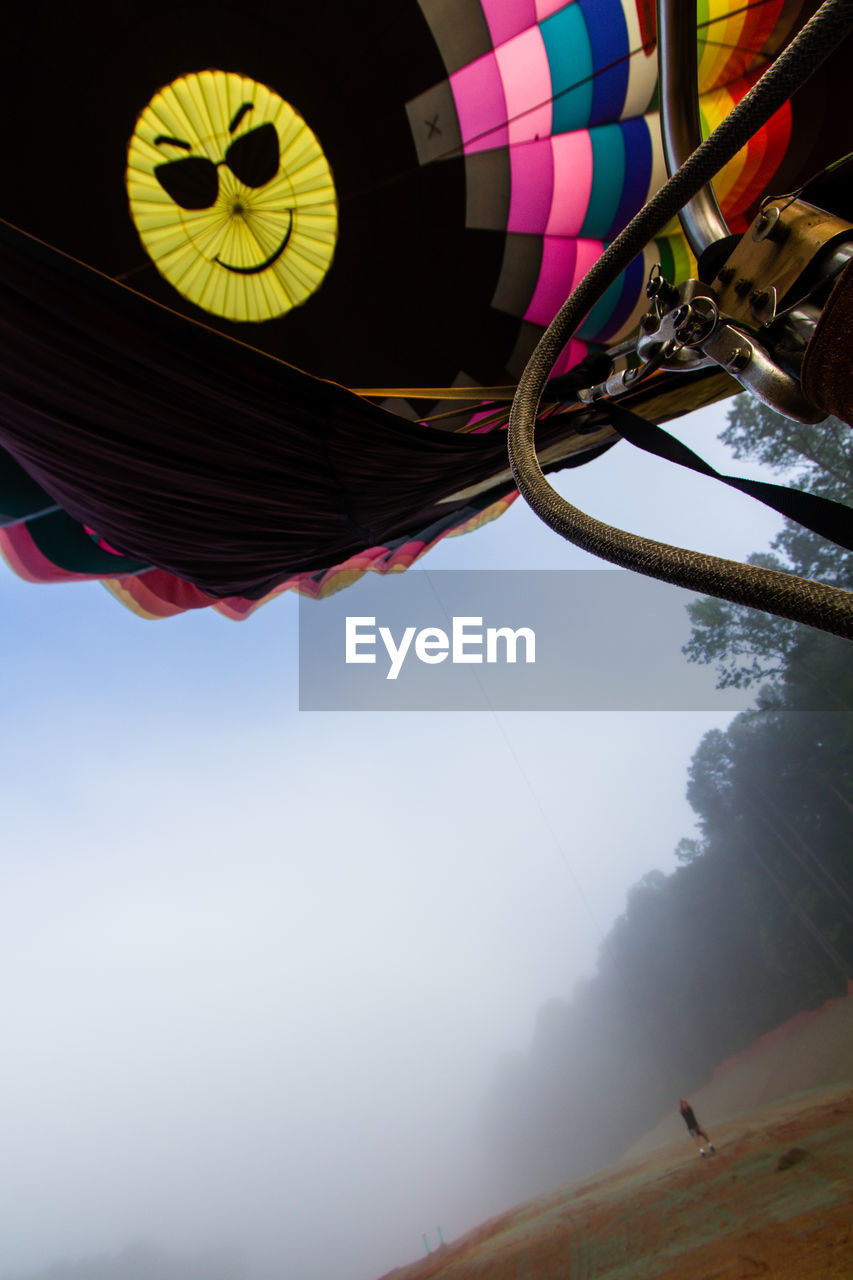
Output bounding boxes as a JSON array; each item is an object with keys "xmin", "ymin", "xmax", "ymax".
[
  {"xmin": 717, "ymin": 265, "xmax": 735, "ymax": 285},
  {"xmin": 733, "ymin": 278, "xmax": 752, "ymax": 297},
  {"xmin": 727, "ymin": 346, "xmax": 751, "ymax": 372},
  {"xmin": 640, "ymin": 310, "xmax": 660, "ymax": 332},
  {"xmin": 753, "ymin": 206, "xmax": 781, "ymax": 242}
]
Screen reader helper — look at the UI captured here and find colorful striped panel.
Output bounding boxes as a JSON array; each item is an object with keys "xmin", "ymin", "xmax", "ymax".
[
  {"xmin": 102, "ymin": 490, "xmax": 523, "ymax": 621},
  {"xmin": 540, "ymin": 4, "xmax": 596, "ymax": 134},
  {"xmin": 534, "ymin": 0, "xmax": 568, "ymax": 19},
  {"xmin": 103, "ymin": 571, "xmax": 220, "ymax": 619},
  {"xmin": 607, "ymin": 115, "xmax": 656, "ymax": 238},
  {"xmin": 549, "ymin": 338, "xmax": 591, "ymax": 376},
  {"xmin": 0, "ymin": 524, "xmax": 85, "ymax": 584},
  {"xmin": 481, "ymin": 0, "xmax": 537, "ymax": 46},
  {"xmin": 697, "ymin": 0, "xmax": 789, "ymax": 92},
  {"xmin": 700, "ymin": 72, "xmax": 792, "ymax": 228},
  {"xmin": 577, "ymin": 0, "xmax": 631, "ymax": 124},
  {"xmin": 655, "ymin": 229, "xmax": 695, "ymax": 288},
  {"xmin": 450, "ymin": 52, "xmax": 509, "ymax": 153},
  {"xmin": 524, "ymin": 237, "xmax": 601, "ymax": 326},
  {"xmin": 449, "ymin": 2, "xmax": 658, "ymax": 156},
  {"xmin": 495, "ymin": 25, "xmax": 552, "ymax": 145},
  {"xmin": 0, "ymin": 512, "xmax": 148, "ymax": 581},
  {"xmin": 217, "ymin": 493, "xmax": 520, "ymax": 615},
  {"xmin": 580, "ymin": 252, "xmax": 646, "ymax": 342},
  {"xmin": 507, "ymin": 115, "xmax": 657, "ymax": 240}
]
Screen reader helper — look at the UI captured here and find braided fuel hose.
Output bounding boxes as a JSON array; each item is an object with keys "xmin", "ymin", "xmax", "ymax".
[{"xmin": 508, "ymin": 0, "xmax": 853, "ymax": 639}]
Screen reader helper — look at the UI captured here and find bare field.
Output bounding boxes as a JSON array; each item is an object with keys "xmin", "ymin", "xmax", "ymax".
[{"xmin": 380, "ymin": 995, "xmax": 853, "ymax": 1280}]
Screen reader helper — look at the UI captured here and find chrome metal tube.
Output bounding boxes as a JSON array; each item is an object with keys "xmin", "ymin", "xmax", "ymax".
[{"xmin": 656, "ymin": 0, "xmax": 730, "ymax": 257}]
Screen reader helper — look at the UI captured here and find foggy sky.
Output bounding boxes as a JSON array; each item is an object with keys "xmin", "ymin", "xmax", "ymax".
[{"xmin": 0, "ymin": 403, "xmax": 785, "ymax": 1280}]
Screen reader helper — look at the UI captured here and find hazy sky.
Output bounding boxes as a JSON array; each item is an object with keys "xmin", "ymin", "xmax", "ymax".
[{"xmin": 0, "ymin": 400, "xmax": 786, "ymax": 1280}]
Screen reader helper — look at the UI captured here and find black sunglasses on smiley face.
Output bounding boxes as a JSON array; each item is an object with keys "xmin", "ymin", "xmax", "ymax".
[{"xmin": 154, "ymin": 122, "xmax": 281, "ymax": 210}]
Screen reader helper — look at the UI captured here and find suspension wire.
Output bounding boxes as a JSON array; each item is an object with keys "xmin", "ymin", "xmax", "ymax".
[
  {"xmin": 744, "ymin": 834, "xmax": 852, "ymax": 977},
  {"xmin": 347, "ymin": 4, "xmax": 783, "ymax": 202},
  {"xmin": 418, "ymin": 570, "xmax": 688, "ymax": 1102},
  {"xmin": 748, "ymin": 777, "xmax": 853, "ymax": 917},
  {"xmin": 745, "ymin": 788, "xmax": 853, "ymax": 922},
  {"xmin": 508, "ymin": 0, "xmax": 853, "ymax": 641},
  {"xmin": 425, "ymin": 5, "xmax": 782, "ymax": 165}
]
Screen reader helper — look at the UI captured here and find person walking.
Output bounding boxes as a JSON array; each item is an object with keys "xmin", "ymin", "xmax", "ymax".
[{"xmin": 679, "ymin": 1099, "xmax": 716, "ymax": 1156}]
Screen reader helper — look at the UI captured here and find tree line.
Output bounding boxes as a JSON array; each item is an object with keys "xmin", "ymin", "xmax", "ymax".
[{"xmin": 481, "ymin": 398, "xmax": 853, "ymax": 1205}]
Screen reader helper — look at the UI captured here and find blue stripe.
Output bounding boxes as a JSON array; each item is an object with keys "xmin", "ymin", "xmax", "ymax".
[
  {"xmin": 606, "ymin": 117, "xmax": 652, "ymax": 238},
  {"xmin": 594, "ymin": 254, "xmax": 647, "ymax": 342},
  {"xmin": 579, "ymin": 0, "xmax": 630, "ymax": 125}
]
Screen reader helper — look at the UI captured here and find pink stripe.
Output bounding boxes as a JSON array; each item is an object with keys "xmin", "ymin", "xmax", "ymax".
[
  {"xmin": 524, "ymin": 236, "xmax": 603, "ymax": 326},
  {"xmin": 573, "ymin": 237, "xmax": 602, "ymax": 286},
  {"xmin": 464, "ymin": 404, "xmax": 505, "ymax": 432},
  {"xmin": 450, "ymin": 53, "xmax": 508, "ymax": 153},
  {"xmin": 0, "ymin": 525, "xmax": 89, "ymax": 583},
  {"xmin": 101, "ymin": 568, "xmax": 225, "ymax": 618},
  {"xmin": 495, "ymin": 27, "xmax": 551, "ymax": 144},
  {"xmin": 524, "ymin": 239, "xmax": 577, "ymax": 326},
  {"xmin": 482, "ymin": 0, "xmax": 537, "ymax": 46},
  {"xmin": 534, "ymin": 0, "xmax": 568, "ymax": 19},
  {"xmin": 214, "ymin": 577, "xmax": 308, "ymax": 619},
  {"xmin": 386, "ymin": 541, "xmax": 428, "ymax": 570},
  {"xmin": 550, "ymin": 339, "xmax": 589, "ymax": 375},
  {"xmin": 214, "ymin": 599, "xmax": 265, "ymax": 619},
  {"xmin": 109, "ymin": 572, "xmax": 211, "ymax": 618},
  {"xmin": 508, "ymin": 139, "xmax": 553, "ymax": 233},
  {"xmin": 82, "ymin": 524, "xmax": 127, "ymax": 557},
  {"xmin": 547, "ymin": 132, "xmax": 594, "ymax": 236}
]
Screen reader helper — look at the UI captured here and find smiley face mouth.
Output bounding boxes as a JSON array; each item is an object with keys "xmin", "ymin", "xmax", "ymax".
[{"xmin": 214, "ymin": 210, "xmax": 293, "ymax": 274}]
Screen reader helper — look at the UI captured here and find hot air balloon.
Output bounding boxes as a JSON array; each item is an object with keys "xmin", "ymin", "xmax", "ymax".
[{"xmin": 0, "ymin": 0, "xmax": 848, "ymax": 618}]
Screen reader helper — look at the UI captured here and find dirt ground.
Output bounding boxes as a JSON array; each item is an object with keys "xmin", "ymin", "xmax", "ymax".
[{"xmin": 379, "ymin": 995, "xmax": 853, "ymax": 1280}]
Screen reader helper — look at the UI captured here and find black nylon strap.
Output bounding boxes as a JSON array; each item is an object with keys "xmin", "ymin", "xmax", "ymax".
[{"xmin": 604, "ymin": 402, "xmax": 853, "ymax": 552}]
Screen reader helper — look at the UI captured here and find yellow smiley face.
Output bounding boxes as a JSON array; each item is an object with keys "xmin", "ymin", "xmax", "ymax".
[{"xmin": 126, "ymin": 70, "xmax": 338, "ymax": 322}]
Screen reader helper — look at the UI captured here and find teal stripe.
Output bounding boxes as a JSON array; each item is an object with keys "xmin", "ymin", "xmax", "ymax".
[
  {"xmin": 25, "ymin": 510, "xmax": 150, "ymax": 575},
  {"xmin": 0, "ymin": 448, "xmax": 57, "ymax": 522},
  {"xmin": 541, "ymin": 5, "xmax": 593, "ymax": 134},
  {"xmin": 580, "ymin": 124, "xmax": 626, "ymax": 238},
  {"xmin": 578, "ymin": 272, "xmax": 624, "ymax": 340}
]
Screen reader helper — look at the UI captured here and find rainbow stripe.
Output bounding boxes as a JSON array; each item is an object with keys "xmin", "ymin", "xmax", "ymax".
[
  {"xmin": 697, "ymin": 0, "xmax": 787, "ymax": 91},
  {"xmin": 442, "ymin": 0, "xmax": 802, "ymax": 340}
]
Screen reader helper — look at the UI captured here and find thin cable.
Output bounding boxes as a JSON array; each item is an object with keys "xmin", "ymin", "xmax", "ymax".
[
  {"xmin": 508, "ymin": 0, "xmax": 853, "ymax": 640},
  {"xmin": 425, "ymin": 23, "xmax": 779, "ymax": 166},
  {"xmin": 347, "ymin": 7, "xmax": 783, "ymax": 198},
  {"xmin": 418, "ymin": 570, "xmax": 690, "ymax": 1101}
]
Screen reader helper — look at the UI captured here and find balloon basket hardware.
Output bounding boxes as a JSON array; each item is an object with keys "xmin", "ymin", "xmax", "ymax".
[
  {"xmin": 508, "ymin": 0, "xmax": 853, "ymax": 639},
  {"xmin": 576, "ymin": 196, "xmax": 853, "ymax": 426}
]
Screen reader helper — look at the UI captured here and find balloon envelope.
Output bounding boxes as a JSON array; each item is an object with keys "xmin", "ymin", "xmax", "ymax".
[{"xmin": 0, "ymin": 0, "xmax": 848, "ymax": 617}]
